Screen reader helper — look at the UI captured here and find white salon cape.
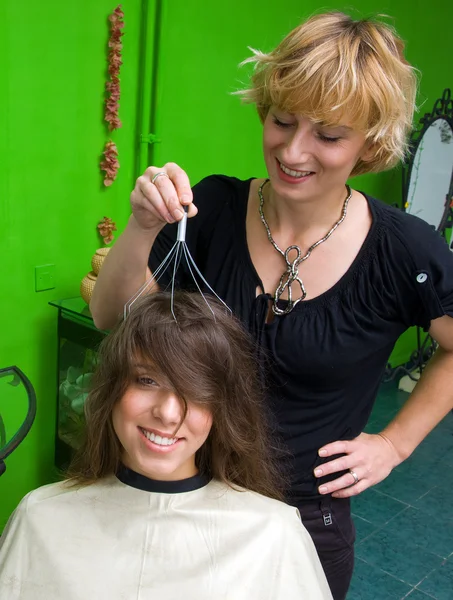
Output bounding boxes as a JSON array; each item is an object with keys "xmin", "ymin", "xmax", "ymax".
[{"xmin": 0, "ymin": 468, "xmax": 333, "ymax": 599}]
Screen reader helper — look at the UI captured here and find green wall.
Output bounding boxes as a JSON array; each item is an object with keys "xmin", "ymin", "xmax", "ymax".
[
  {"xmin": 0, "ymin": 0, "xmax": 144, "ymax": 529},
  {"xmin": 1, "ymin": 0, "xmax": 452, "ymax": 529}
]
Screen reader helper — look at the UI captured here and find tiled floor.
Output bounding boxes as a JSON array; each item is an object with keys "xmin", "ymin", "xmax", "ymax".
[{"xmin": 347, "ymin": 382, "xmax": 453, "ymax": 600}]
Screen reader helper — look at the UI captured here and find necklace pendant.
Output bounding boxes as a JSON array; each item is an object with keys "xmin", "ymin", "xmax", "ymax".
[
  {"xmin": 258, "ymin": 179, "xmax": 351, "ymax": 316},
  {"xmin": 272, "ymin": 270, "xmax": 307, "ymax": 315},
  {"xmin": 284, "ymin": 244, "xmax": 302, "ymax": 265}
]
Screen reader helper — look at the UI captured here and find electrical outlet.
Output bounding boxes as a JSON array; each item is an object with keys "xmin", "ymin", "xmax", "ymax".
[{"xmin": 35, "ymin": 264, "xmax": 56, "ymax": 292}]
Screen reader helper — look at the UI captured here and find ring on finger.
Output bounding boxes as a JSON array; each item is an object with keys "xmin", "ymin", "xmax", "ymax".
[
  {"xmin": 349, "ymin": 469, "xmax": 359, "ymax": 485},
  {"xmin": 151, "ymin": 171, "xmax": 169, "ymax": 184}
]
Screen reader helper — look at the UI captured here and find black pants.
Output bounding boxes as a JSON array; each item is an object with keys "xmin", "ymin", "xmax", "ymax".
[{"xmin": 297, "ymin": 496, "xmax": 355, "ymax": 600}]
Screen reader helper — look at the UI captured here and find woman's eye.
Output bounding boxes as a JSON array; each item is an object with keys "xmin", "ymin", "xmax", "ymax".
[
  {"xmin": 318, "ymin": 133, "xmax": 341, "ymax": 143},
  {"xmin": 137, "ymin": 376, "xmax": 157, "ymax": 387},
  {"xmin": 272, "ymin": 116, "xmax": 293, "ymax": 128}
]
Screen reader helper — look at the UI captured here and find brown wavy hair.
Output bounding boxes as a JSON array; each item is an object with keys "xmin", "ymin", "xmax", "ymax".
[{"xmin": 67, "ymin": 292, "xmax": 285, "ymax": 500}]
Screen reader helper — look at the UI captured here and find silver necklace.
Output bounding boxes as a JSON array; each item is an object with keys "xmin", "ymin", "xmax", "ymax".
[{"xmin": 258, "ymin": 179, "xmax": 352, "ymax": 315}]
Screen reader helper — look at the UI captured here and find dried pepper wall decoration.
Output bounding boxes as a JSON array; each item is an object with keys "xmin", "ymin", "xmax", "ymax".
[
  {"xmin": 100, "ymin": 5, "xmax": 124, "ymax": 186},
  {"xmin": 105, "ymin": 5, "xmax": 124, "ymax": 131},
  {"xmin": 100, "ymin": 140, "xmax": 120, "ymax": 186},
  {"xmin": 97, "ymin": 216, "xmax": 117, "ymax": 245}
]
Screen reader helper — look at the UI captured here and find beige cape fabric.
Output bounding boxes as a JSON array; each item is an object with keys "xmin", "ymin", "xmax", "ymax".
[{"xmin": 0, "ymin": 476, "xmax": 332, "ymax": 599}]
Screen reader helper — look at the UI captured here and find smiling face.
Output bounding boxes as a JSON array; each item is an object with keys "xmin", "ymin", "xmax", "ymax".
[
  {"xmin": 112, "ymin": 364, "xmax": 213, "ymax": 481},
  {"xmin": 263, "ymin": 108, "xmax": 373, "ymax": 200}
]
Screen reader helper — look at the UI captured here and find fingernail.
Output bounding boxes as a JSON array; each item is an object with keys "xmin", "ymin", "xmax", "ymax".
[
  {"xmin": 173, "ymin": 209, "xmax": 183, "ymax": 219},
  {"xmin": 319, "ymin": 449, "xmax": 327, "ymax": 457},
  {"xmin": 319, "ymin": 486, "xmax": 328, "ymax": 494},
  {"xmin": 166, "ymin": 213, "xmax": 175, "ymax": 223},
  {"xmin": 314, "ymin": 469, "xmax": 323, "ymax": 477},
  {"xmin": 180, "ymin": 194, "xmax": 191, "ymax": 204}
]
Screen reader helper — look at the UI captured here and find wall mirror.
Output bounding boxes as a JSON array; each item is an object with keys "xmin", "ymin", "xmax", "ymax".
[
  {"xmin": 403, "ymin": 88, "xmax": 453, "ymax": 234},
  {"xmin": 389, "ymin": 89, "xmax": 453, "ymax": 385}
]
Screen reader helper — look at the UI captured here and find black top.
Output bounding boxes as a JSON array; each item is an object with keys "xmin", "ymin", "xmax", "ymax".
[
  {"xmin": 116, "ymin": 465, "xmax": 210, "ymax": 493},
  {"xmin": 149, "ymin": 175, "xmax": 453, "ymax": 501}
]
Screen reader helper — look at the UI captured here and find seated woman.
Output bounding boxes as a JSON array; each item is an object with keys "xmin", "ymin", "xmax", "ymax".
[{"xmin": 0, "ymin": 292, "xmax": 332, "ymax": 600}]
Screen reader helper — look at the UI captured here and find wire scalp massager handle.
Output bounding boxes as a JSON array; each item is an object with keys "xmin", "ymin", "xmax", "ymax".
[
  {"xmin": 123, "ymin": 203, "xmax": 231, "ymax": 320},
  {"xmin": 176, "ymin": 205, "xmax": 188, "ymax": 242}
]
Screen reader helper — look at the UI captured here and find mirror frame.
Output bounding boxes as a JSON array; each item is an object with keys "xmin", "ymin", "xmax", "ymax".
[
  {"xmin": 402, "ymin": 88, "xmax": 453, "ymax": 233},
  {"xmin": 385, "ymin": 89, "xmax": 453, "ymax": 386}
]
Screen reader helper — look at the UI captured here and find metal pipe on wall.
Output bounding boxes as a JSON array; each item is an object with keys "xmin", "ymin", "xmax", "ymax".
[{"xmin": 136, "ymin": 0, "xmax": 162, "ymax": 176}]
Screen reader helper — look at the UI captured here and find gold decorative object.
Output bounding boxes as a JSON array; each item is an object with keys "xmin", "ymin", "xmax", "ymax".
[
  {"xmin": 91, "ymin": 247, "xmax": 111, "ymax": 275},
  {"xmin": 80, "ymin": 218, "xmax": 117, "ymax": 305},
  {"xmin": 80, "ymin": 272, "xmax": 97, "ymax": 304}
]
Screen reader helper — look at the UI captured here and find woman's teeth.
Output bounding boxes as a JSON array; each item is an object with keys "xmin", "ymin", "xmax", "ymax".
[
  {"xmin": 279, "ymin": 161, "xmax": 312, "ymax": 178},
  {"xmin": 140, "ymin": 428, "xmax": 178, "ymax": 446}
]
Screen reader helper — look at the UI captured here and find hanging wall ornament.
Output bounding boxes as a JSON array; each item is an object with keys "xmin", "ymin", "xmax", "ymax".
[
  {"xmin": 100, "ymin": 140, "xmax": 120, "ymax": 186},
  {"xmin": 105, "ymin": 5, "xmax": 124, "ymax": 131},
  {"xmin": 97, "ymin": 216, "xmax": 117, "ymax": 245},
  {"xmin": 99, "ymin": 5, "xmax": 124, "ymax": 186}
]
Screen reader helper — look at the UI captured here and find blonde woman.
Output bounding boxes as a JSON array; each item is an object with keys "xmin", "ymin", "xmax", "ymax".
[{"xmin": 90, "ymin": 13, "xmax": 453, "ymax": 599}]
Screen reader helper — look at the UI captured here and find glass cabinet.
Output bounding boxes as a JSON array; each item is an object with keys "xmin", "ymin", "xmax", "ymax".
[{"xmin": 49, "ymin": 298, "xmax": 107, "ymax": 469}]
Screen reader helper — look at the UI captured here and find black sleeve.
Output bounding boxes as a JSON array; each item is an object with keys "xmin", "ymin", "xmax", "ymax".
[
  {"xmin": 148, "ymin": 175, "xmax": 234, "ymax": 291},
  {"xmin": 392, "ymin": 213, "xmax": 453, "ymax": 331}
]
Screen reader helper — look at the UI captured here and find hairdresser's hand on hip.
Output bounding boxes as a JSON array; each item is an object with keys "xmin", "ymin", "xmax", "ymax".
[
  {"xmin": 314, "ymin": 432, "xmax": 402, "ymax": 498},
  {"xmin": 130, "ymin": 163, "xmax": 198, "ymax": 232}
]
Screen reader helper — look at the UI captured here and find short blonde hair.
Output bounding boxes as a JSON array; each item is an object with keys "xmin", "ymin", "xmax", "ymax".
[{"xmin": 239, "ymin": 12, "xmax": 418, "ymax": 176}]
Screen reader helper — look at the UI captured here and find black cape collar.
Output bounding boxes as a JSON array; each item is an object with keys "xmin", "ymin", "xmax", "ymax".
[{"xmin": 116, "ymin": 465, "xmax": 210, "ymax": 494}]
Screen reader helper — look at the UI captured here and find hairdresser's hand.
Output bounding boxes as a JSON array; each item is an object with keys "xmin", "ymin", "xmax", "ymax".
[
  {"xmin": 130, "ymin": 163, "xmax": 198, "ymax": 232},
  {"xmin": 314, "ymin": 432, "xmax": 402, "ymax": 498}
]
